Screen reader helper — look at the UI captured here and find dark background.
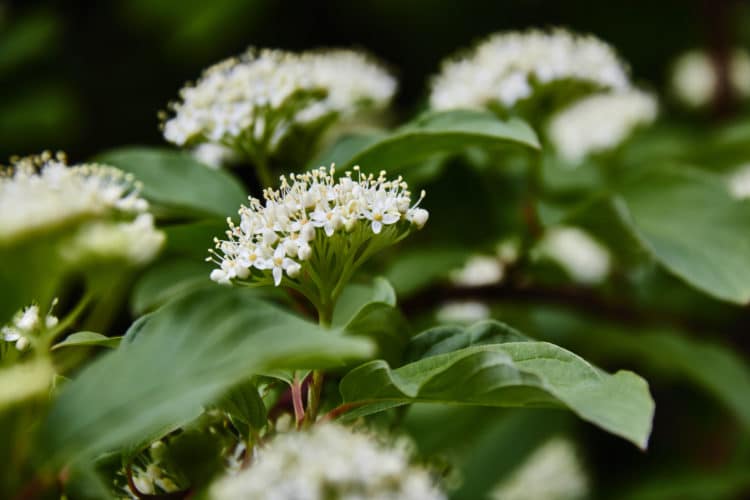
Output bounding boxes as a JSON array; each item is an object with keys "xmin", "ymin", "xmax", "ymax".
[
  {"xmin": 0, "ymin": 0, "xmax": 739, "ymax": 162},
  {"xmin": 3, "ymin": 1, "xmax": 750, "ymax": 497}
]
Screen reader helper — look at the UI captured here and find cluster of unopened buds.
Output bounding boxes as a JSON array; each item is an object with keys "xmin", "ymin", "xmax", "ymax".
[{"xmin": 209, "ymin": 165, "xmax": 428, "ymax": 308}]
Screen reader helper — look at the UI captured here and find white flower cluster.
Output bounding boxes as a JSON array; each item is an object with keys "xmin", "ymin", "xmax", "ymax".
[
  {"xmin": 211, "ymin": 423, "xmax": 445, "ymax": 500},
  {"xmin": 535, "ymin": 227, "xmax": 611, "ymax": 285},
  {"xmin": 430, "ymin": 29, "xmax": 629, "ymax": 111},
  {"xmin": 547, "ymin": 89, "xmax": 658, "ymax": 162},
  {"xmin": 209, "ymin": 166, "xmax": 428, "ymax": 293},
  {"xmin": 490, "ymin": 438, "xmax": 589, "ymax": 500},
  {"xmin": 61, "ymin": 213, "xmax": 164, "ymax": 267},
  {"xmin": 671, "ymin": 49, "xmax": 750, "ymax": 108},
  {"xmin": 2, "ymin": 301, "xmax": 58, "ymax": 351},
  {"xmin": 163, "ymin": 48, "xmax": 396, "ymax": 157},
  {"xmin": 0, "ymin": 153, "xmax": 148, "ymax": 243}
]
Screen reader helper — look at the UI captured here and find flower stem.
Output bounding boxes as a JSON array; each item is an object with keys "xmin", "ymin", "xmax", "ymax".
[
  {"xmin": 300, "ymin": 302, "xmax": 334, "ymax": 427},
  {"xmin": 303, "ymin": 370, "xmax": 324, "ymax": 427},
  {"xmin": 291, "ymin": 372, "xmax": 305, "ymax": 429},
  {"xmin": 254, "ymin": 154, "xmax": 274, "ymax": 189}
]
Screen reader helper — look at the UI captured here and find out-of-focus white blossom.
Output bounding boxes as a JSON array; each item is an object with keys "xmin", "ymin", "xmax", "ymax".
[
  {"xmin": 535, "ymin": 227, "xmax": 611, "ymax": 284},
  {"xmin": 496, "ymin": 237, "xmax": 521, "ymax": 265},
  {"xmin": 209, "ymin": 166, "xmax": 427, "ymax": 308},
  {"xmin": 436, "ymin": 301, "xmax": 491, "ymax": 324},
  {"xmin": 163, "ymin": 48, "xmax": 395, "ymax": 163},
  {"xmin": 450, "ymin": 255, "xmax": 504, "ymax": 287},
  {"xmin": 1, "ymin": 300, "xmax": 58, "ymax": 351},
  {"xmin": 430, "ymin": 29, "xmax": 629, "ymax": 111},
  {"xmin": 62, "ymin": 213, "xmax": 164, "ymax": 266},
  {"xmin": 192, "ymin": 143, "xmax": 239, "ymax": 169},
  {"xmin": 547, "ymin": 89, "xmax": 658, "ymax": 163},
  {"xmin": 0, "ymin": 153, "xmax": 148, "ymax": 243},
  {"xmin": 211, "ymin": 423, "xmax": 445, "ymax": 500},
  {"xmin": 671, "ymin": 49, "xmax": 750, "ymax": 108},
  {"xmin": 490, "ymin": 438, "xmax": 589, "ymax": 500},
  {"xmin": 728, "ymin": 163, "xmax": 750, "ymax": 199}
]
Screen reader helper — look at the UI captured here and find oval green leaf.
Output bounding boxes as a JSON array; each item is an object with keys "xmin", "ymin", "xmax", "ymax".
[
  {"xmin": 616, "ymin": 166, "xmax": 750, "ymax": 304},
  {"xmin": 95, "ymin": 147, "xmax": 247, "ymax": 219},
  {"xmin": 340, "ymin": 340, "xmax": 653, "ymax": 449}
]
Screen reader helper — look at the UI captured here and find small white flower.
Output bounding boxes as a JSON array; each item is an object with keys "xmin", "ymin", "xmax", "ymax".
[
  {"xmin": 16, "ymin": 305, "xmax": 40, "ymax": 332},
  {"xmin": 408, "ymin": 207, "xmax": 430, "ymax": 229},
  {"xmin": 310, "ymin": 204, "xmax": 342, "ymax": 237},
  {"xmin": 430, "ymin": 28, "xmax": 630, "ymax": 111},
  {"xmin": 210, "ymin": 268, "xmax": 231, "ymax": 285},
  {"xmin": 547, "ymin": 89, "xmax": 658, "ymax": 163},
  {"xmin": 1, "ymin": 326, "xmax": 21, "ymax": 343},
  {"xmin": 363, "ymin": 198, "xmax": 400, "ymax": 234},
  {"xmin": 268, "ymin": 246, "xmax": 299, "ymax": 286}
]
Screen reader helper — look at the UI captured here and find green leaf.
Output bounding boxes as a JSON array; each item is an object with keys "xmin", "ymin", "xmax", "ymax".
[
  {"xmin": 161, "ymin": 219, "xmax": 228, "ymax": 259},
  {"xmin": 587, "ymin": 328, "xmax": 750, "ymax": 432},
  {"xmin": 406, "ymin": 320, "xmax": 531, "ymax": 362},
  {"xmin": 405, "ymin": 407, "xmax": 568, "ymax": 500},
  {"xmin": 39, "ymin": 287, "xmax": 374, "ymax": 465},
  {"xmin": 0, "ymin": 237, "xmax": 66, "ymax": 324},
  {"xmin": 218, "ymin": 379, "xmax": 268, "ymax": 431},
  {"xmin": 332, "ymin": 278, "xmax": 408, "ymax": 365},
  {"xmin": 310, "ymin": 134, "xmax": 381, "ymax": 168},
  {"xmin": 327, "ymin": 110, "xmax": 539, "ymax": 175},
  {"xmin": 130, "ymin": 259, "xmax": 213, "ymax": 315},
  {"xmin": 332, "ymin": 277, "xmax": 396, "ymax": 327},
  {"xmin": 95, "ymin": 147, "xmax": 247, "ymax": 219},
  {"xmin": 340, "ymin": 334, "xmax": 654, "ymax": 449},
  {"xmin": 51, "ymin": 332, "xmax": 121, "ymax": 350},
  {"xmin": 616, "ymin": 166, "xmax": 750, "ymax": 304}
]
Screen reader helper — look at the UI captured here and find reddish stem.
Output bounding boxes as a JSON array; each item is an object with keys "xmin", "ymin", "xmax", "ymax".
[{"xmin": 291, "ymin": 374, "xmax": 305, "ymax": 428}]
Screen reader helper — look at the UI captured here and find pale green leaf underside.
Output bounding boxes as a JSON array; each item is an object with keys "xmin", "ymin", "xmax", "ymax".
[{"xmin": 341, "ymin": 342, "xmax": 654, "ymax": 449}]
